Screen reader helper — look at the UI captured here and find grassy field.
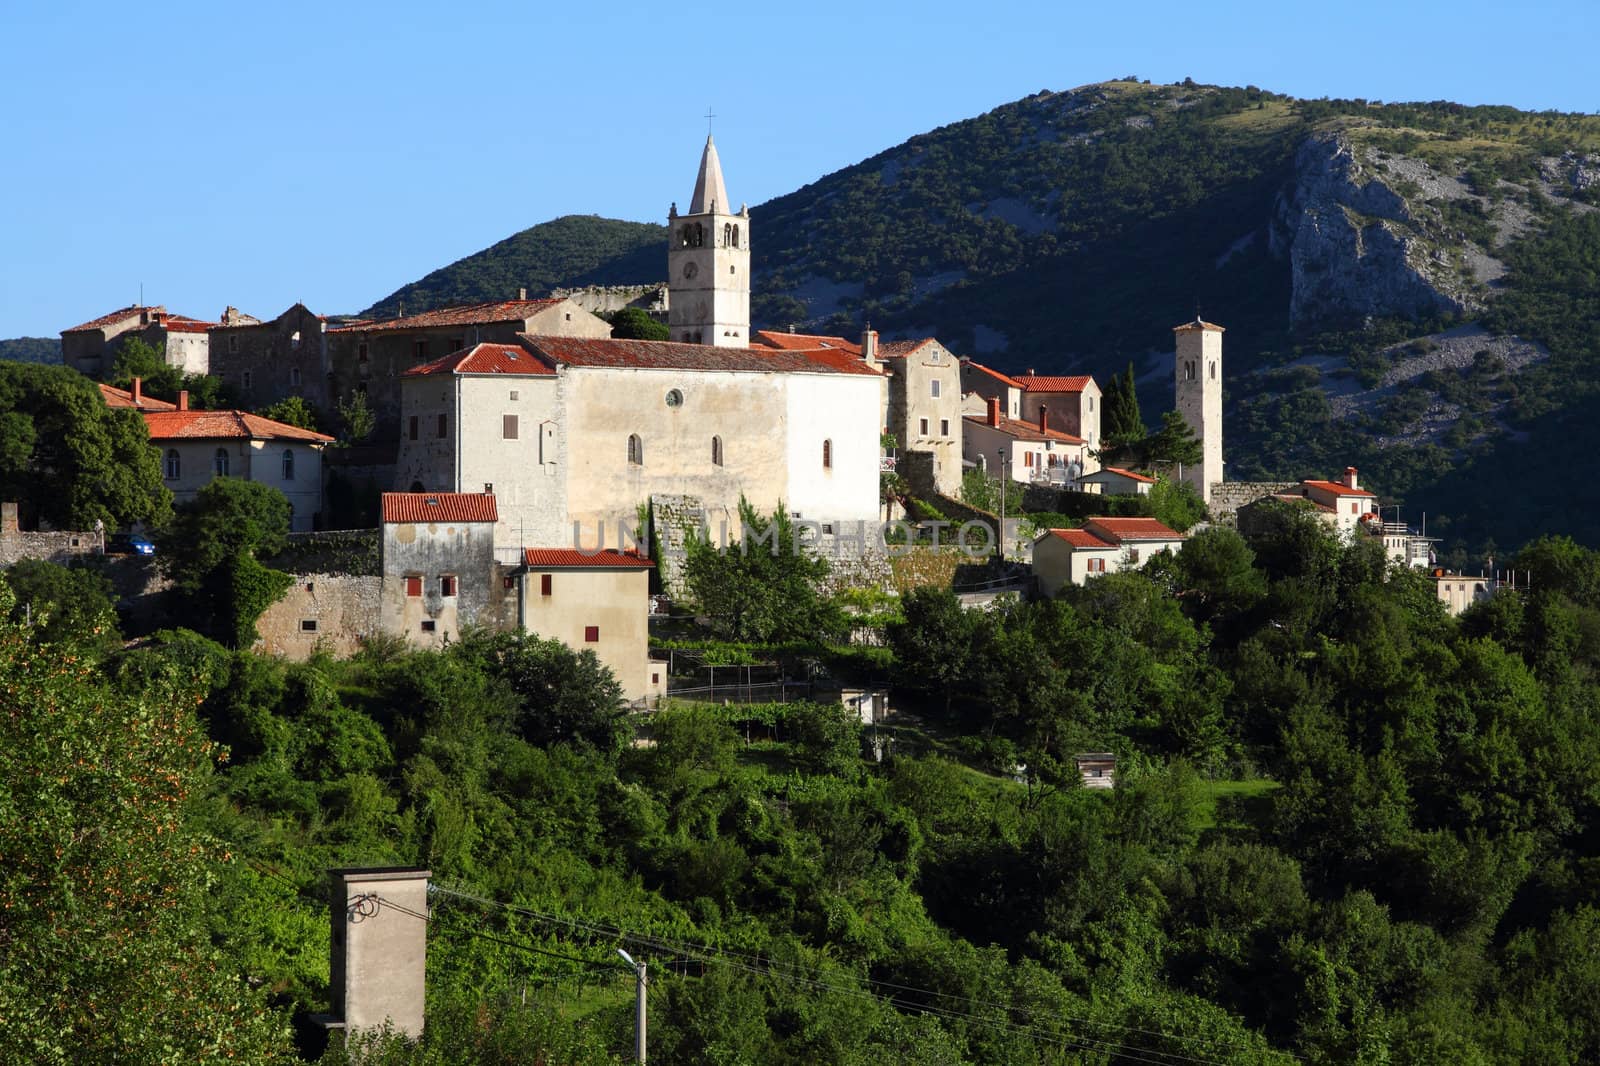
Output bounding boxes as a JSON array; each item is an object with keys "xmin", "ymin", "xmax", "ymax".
[{"xmin": 1194, "ymin": 778, "xmax": 1280, "ymax": 831}]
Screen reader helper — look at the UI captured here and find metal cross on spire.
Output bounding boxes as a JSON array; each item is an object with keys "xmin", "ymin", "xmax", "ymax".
[{"xmin": 705, "ymin": 106, "xmax": 716, "ymax": 135}]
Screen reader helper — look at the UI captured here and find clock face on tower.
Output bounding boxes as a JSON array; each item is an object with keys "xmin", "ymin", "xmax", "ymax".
[{"xmin": 682, "ymin": 262, "xmax": 699, "ymax": 280}]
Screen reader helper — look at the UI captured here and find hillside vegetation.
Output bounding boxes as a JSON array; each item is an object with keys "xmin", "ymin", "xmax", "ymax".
[{"xmin": 0, "ymin": 336, "xmax": 62, "ymax": 363}]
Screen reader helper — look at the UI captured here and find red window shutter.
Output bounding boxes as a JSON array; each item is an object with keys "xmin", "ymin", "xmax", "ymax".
[
  {"xmin": 584, "ymin": 625, "xmax": 599, "ymax": 643},
  {"xmin": 405, "ymin": 576, "xmax": 422, "ymax": 597},
  {"xmin": 540, "ymin": 574, "xmax": 552, "ymax": 596}
]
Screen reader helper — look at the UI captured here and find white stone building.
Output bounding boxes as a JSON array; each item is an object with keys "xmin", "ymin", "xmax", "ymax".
[
  {"xmin": 963, "ymin": 397, "xmax": 1089, "ymax": 487},
  {"xmin": 1174, "ymin": 318, "xmax": 1224, "ymax": 503},
  {"xmin": 1032, "ymin": 517, "xmax": 1186, "ymax": 597},
  {"xmin": 667, "ymin": 136, "xmax": 750, "ymax": 346}
]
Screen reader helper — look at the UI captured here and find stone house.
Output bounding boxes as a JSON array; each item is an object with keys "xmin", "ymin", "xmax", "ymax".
[
  {"xmin": 209, "ymin": 303, "xmax": 332, "ymax": 415},
  {"xmin": 61, "ymin": 304, "xmax": 222, "ymax": 377},
  {"xmin": 141, "ymin": 395, "xmax": 335, "ymax": 531},
  {"xmin": 1078, "ymin": 466, "xmax": 1155, "ymax": 496},
  {"xmin": 515, "ymin": 547, "xmax": 658, "ymax": 703},
  {"xmin": 325, "ymin": 298, "xmax": 611, "ymax": 436},
  {"xmin": 874, "ymin": 336, "xmax": 965, "ymax": 496},
  {"xmin": 1032, "ymin": 516, "xmax": 1186, "ymax": 597},
  {"xmin": 996, "ymin": 371, "xmax": 1103, "ymax": 465},
  {"xmin": 959, "ymin": 358, "xmax": 1025, "ymax": 421},
  {"xmin": 1435, "ymin": 571, "xmax": 1493, "ymax": 615},
  {"xmin": 963, "ymin": 396, "xmax": 1088, "ymax": 487},
  {"xmin": 395, "ymin": 335, "xmax": 884, "ymax": 554},
  {"xmin": 379, "ymin": 492, "xmax": 501, "ymax": 648}
]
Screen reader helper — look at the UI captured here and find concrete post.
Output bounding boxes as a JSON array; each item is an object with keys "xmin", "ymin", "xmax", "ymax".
[{"xmin": 327, "ymin": 867, "xmax": 432, "ymax": 1040}]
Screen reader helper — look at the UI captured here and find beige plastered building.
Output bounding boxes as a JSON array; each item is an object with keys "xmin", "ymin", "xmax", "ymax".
[{"xmin": 516, "ymin": 548, "xmax": 658, "ymax": 703}]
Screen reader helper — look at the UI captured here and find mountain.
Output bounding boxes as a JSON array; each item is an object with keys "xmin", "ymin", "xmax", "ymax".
[
  {"xmin": 360, "ymin": 215, "xmax": 667, "ymax": 319},
  {"xmin": 363, "ymin": 80, "xmax": 1600, "ymax": 555},
  {"xmin": 0, "ymin": 337, "xmax": 62, "ymax": 364}
]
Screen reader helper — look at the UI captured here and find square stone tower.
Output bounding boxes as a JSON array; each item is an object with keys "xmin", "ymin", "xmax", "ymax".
[
  {"xmin": 1173, "ymin": 318, "xmax": 1224, "ymax": 503},
  {"xmin": 667, "ymin": 136, "xmax": 750, "ymax": 346}
]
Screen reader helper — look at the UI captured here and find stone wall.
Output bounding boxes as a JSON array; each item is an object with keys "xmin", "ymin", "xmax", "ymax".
[
  {"xmin": 209, "ymin": 304, "xmax": 331, "ymax": 416},
  {"xmin": 265, "ymin": 528, "xmax": 381, "ymax": 576},
  {"xmin": 255, "ymin": 572, "xmax": 382, "ymax": 660},
  {"xmin": 1208, "ymin": 481, "xmax": 1298, "ymax": 525},
  {"xmin": 0, "ymin": 502, "xmax": 100, "ymax": 566},
  {"xmin": 551, "ymin": 284, "xmax": 668, "ymax": 316}
]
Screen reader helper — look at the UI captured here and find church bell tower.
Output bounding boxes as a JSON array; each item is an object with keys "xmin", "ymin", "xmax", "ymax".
[
  {"xmin": 1173, "ymin": 317, "xmax": 1224, "ymax": 503},
  {"xmin": 667, "ymin": 136, "xmax": 750, "ymax": 346}
]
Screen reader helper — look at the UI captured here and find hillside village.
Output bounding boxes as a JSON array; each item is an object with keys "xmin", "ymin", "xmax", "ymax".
[
  {"xmin": 9, "ymin": 93, "xmax": 1600, "ymax": 1065},
  {"xmin": 4, "ymin": 135, "xmax": 1504, "ymax": 707}
]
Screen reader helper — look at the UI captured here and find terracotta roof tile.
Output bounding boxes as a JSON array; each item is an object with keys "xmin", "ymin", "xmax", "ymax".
[
  {"xmin": 142, "ymin": 409, "xmax": 335, "ymax": 443},
  {"xmin": 523, "ymin": 548, "xmax": 654, "ymax": 568},
  {"xmin": 99, "ymin": 383, "xmax": 177, "ymax": 411},
  {"xmin": 962, "ymin": 413, "xmax": 1085, "ymax": 444},
  {"xmin": 878, "ymin": 338, "xmax": 937, "ymax": 358},
  {"xmin": 63, "ymin": 305, "xmax": 158, "ymax": 333},
  {"xmin": 962, "ymin": 358, "xmax": 1023, "ymax": 388},
  {"xmin": 329, "ymin": 299, "xmax": 565, "ymax": 334},
  {"xmin": 753, "ymin": 330, "xmax": 861, "ymax": 354},
  {"xmin": 1173, "ymin": 318, "xmax": 1226, "ymax": 332},
  {"xmin": 1045, "ymin": 528, "xmax": 1117, "ymax": 550},
  {"xmin": 520, "ymin": 336, "xmax": 881, "ymax": 376},
  {"xmin": 1084, "ymin": 516, "xmax": 1184, "ymax": 541},
  {"xmin": 1300, "ymin": 479, "xmax": 1376, "ymax": 498},
  {"xmin": 161, "ymin": 314, "xmax": 217, "ymax": 334},
  {"xmin": 403, "ymin": 342, "xmax": 557, "ymax": 378},
  {"xmin": 1092, "ymin": 466, "xmax": 1156, "ymax": 483},
  {"xmin": 1013, "ymin": 374, "xmax": 1095, "ymax": 393},
  {"xmin": 381, "ymin": 492, "xmax": 499, "ymax": 524}
]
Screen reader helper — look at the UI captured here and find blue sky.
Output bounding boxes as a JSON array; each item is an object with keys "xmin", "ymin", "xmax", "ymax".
[{"xmin": 2, "ymin": 0, "xmax": 1594, "ymax": 339}]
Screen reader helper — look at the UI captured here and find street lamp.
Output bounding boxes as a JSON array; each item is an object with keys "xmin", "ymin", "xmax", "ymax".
[
  {"xmin": 618, "ymin": 949, "xmax": 647, "ymax": 1064},
  {"xmin": 997, "ymin": 448, "xmax": 1007, "ymax": 562}
]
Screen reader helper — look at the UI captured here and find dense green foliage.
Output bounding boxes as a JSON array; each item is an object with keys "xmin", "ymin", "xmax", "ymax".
[
  {"xmin": 0, "ymin": 336, "xmax": 62, "ymax": 364},
  {"xmin": 259, "ymin": 395, "xmax": 321, "ymax": 431},
  {"xmin": 159, "ymin": 478, "xmax": 294, "ymax": 647},
  {"xmin": 19, "ymin": 508, "xmax": 1600, "ymax": 1062},
  {"xmin": 2, "ymin": 557, "xmax": 121, "ymax": 653},
  {"xmin": 0, "ymin": 361, "xmax": 172, "ymax": 529},
  {"xmin": 606, "ymin": 306, "xmax": 670, "ymax": 340},
  {"xmin": 108, "ymin": 337, "xmax": 235, "ymax": 410},
  {"xmin": 361, "ymin": 216, "xmax": 668, "ymax": 319}
]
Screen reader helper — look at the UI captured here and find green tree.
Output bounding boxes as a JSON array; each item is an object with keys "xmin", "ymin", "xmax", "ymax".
[
  {"xmin": 110, "ymin": 338, "xmax": 233, "ymax": 409},
  {"xmin": 1104, "ymin": 361, "xmax": 1146, "ymax": 444},
  {"xmin": 2, "ymin": 558, "xmax": 122, "ymax": 652},
  {"xmin": 0, "ymin": 361, "xmax": 172, "ymax": 530},
  {"xmin": 0, "ymin": 576, "xmax": 294, "ymax": 1064},
  {"xmin": 609, "ymin": 306, "xmax": 670, "ymax": 340},
  {"xmin": 159, "ymin": 478, "xmax": 293, "ymax": 646},
  {"xmin": 337, "ymin": 389, "xmax": 376, "ymax": 443},
  {"xmin": 453, "ymin": 630, "xmax": 629, "ymax": 754},
  {"xmin": 1149, "ymin": 474, "xmax": 1207, "ymax": 532},
  {"xmin": 259, "ymin": 395, "xmax": 320, "ymax": 431},
  {"xmin": 1146, "ymin": 409, "xmax": 1204, "ymax": 466},
  {"xmin": 682, "ymin": 498, "xmax": 844, "ymax": 643}
]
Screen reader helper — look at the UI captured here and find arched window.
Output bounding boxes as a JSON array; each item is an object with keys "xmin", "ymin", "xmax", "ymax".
[
  {"xmin": 164, "ymin": 449, "xmax": 180, "ymax": 480},
  {"xmin": 628, "ymin": 434, "xmax": 643, "ymax": 465},
  {"xmin": 281, "ymin": 449, "xmax": 295, "ymax": 481},
  {"xmin": 712, "ymin": 435, "xmax": 723, "ymax": 466},
  {"xmin": 1209, "ymin": 362, "xmax": 1217, "ymax": 380},
  {"xmin": 732, "ymin": 224, "xmax": 740, "ymax": 247},
  {"xmin": 1184, "ymin": 360, "xmax": 1196, "ymax": 381},
  {"xmin": 723, "ymin": 223, "xmax": 732, "ymax": 246},
  {"xmin": 409, "ymin": 480, "xmax": 425, "ymax": 492},
  {"xmin": 822, "ymin": 439, "xmax": 832, "ymax": 469},
  {"xmin": 213, "ymin": 448, "xmax": 230, "ymax": 476},
  {"xmin": 693, "ymin": 222, "xmax": 704, "ymax": 247}
]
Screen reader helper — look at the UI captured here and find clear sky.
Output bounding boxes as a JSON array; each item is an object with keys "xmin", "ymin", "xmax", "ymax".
[{"xmin": 2, "ymin": 0, "xmax": 1594, "ymax": 339}]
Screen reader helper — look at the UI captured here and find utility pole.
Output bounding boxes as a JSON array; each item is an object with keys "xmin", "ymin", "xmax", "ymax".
[
  {"xmin": 996, "ymin": 448, "xmax": 1007, "ymax": 562},
  {"xmin": 618, "ymin": 948, "xmax": 647, "ymax": 1064}
]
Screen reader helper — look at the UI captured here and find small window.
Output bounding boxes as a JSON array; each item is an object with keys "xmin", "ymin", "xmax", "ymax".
[
  {"xmin": 213, "ymin": 448, "xmax": 230, "ymax": 476},
  {"xmin": 940, "ymin": 419, "xmax": 950, "ymax": 436},
  {"xmin": 164, "ymin": 448, "xmax": 180, "ymax": 480},
  {"xmin": 1128, "ymin": 549, "xmax": 1141, "ymax": 564},
  {"xmin": 449, "ymin": 337, "xmax": 464, "ymax": 352},
  {"xmin": 437, "ymin": 413, "xmax": 448, "ymax": 438},
  {"xmin": 931, "ymin": 379, "xmax": 941, "ymax": 398},
  {"xmin": 405, "ymin": 575, "xmax": 422, "ymax": 597},
  {"xmin": 1025, "ymin": 451, "xmax": 1034, "ymax": 468},
  {"xmin": 652, "ymin": 671, "xmax": 660, "ymax": 685},
  {"xmin": 540, "ymin": 574, "xmax": 552, "ymax": 596},
  {"xmin": 584, "ymin": 625, "xmax": 599, "ymax": 643},
  {"xmin": 1088, "ymin": 396, "xmax": 1094, "ymax": 411},
  {"xmin": 1210, "ymin": 362, "xmax": 1217, "ymax": 380},
  {"xmin": 409, "ymin": 480, "xmax": 424, "ymax": 492},
  {"xmin": 300, "ymin": 620, "xmax": 318, "ymax": 633},
  {"xmin": 243, "ymin": 370, "xmax": 252, "ymax": 390},
  {"xmin": 409, "ymin": 415, "xmax": 418, "ymax": 441},
  {"xmin": 822, "ymin": 439, "xmax": 833, "ymax": 469},
  {"xmin": 665, "ymin": 389, "xmax": 684, "ymax": 408},
  {"xmin": 290, "ymin": 367, "xmax": 302, "ymax": 387},
  {"xmin": 439, "ymin": 575, "xmax": 457, "ymax": 597},
  {"xmin": 732, "ymin": 224, "xmax": 739, "ymax": 246},
  {"xmin": 711, "ymin": 435, "xmax": 723, "ymax": 466},
  {"xmin": 510, "ymin": 390, "xmax": 519, "ymax": 401},
  {"xmin": 503, "ymin": 414, "xmax": 519, "ymax": 439},
  {"xmin": 281, "ymin": 449, "xmax": 295, "ymax": 481},
  {"xmin": 420, "ymin": 619, "xmax": 436, "ymax": 633},
  {"xmin": 290, "ymin": 331, "xmax": 302, "ymax": 351},
  {"xmin": 229, "ymin": 335, "xmax": 239, "ymax": 353},
  {"xmin": 414, "ymin": 340, "xmax": 429, "ymax": 361},
  {"xmin": 503, "ymin": 575, "xmax": 516, "ymax": 590},
  {"xmin": 627, "ymin": 434, "xmax": 643, "ymax": 465},
  {"xmin": 358, "ymin": 342, "xmax": 370, "ymax": 363}
]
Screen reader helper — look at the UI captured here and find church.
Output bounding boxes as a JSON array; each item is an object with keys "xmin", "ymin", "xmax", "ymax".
[{"xmin": 394, "ymin": 137, "xmax": 885, "ymax": 553}]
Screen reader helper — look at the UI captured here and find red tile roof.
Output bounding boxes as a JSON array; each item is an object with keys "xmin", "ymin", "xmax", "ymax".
[
  {"xmin": 403, "ymin": 342, "xmax": 557, "ymax": 378},
  {"xmin": 99, "ymin": 383, "xmax": 177, "ymax": 411},
  {"xmin": 963, "ymin": 414, "xmax": 1085, "ymax": 444},
  {"xmin": 878, "ymin": 338, "xmax": 939, "ymax": 358},
  {"xmin": 162, "ymin": 315, "xmax": 217, "ymax": 334},
  {"xmin": 63, "ymin": 305, "xmax": 157, "ymax": 333},
  {"xmin": 962, "ymin": 358, "xmax": 1023, "ymax": 389},
  {"xmin": 381, "ymin": 492, "xmax": 499, "ymax": 524},
  {"xmin": 1013, "ymin": 374, "xmax": 1095, "ymax": 393},
  {"xmin": 1045, "ymin": 528, "xmax": 1117, "ymax": 550},
  {"xmin": 142, "ymin": 410, "xmax": 335, "ymax": 443},
  {"xmin": 523, "ymin": 548, "xmax": 654, "ymax": 568},
  {"xmin": 1300, "ymin": 480, "xmax": 1375, "ymax": 498},
  {"xmin": 520, "ymin": 336, "xmax": 882, "ymax": 376},
  {"xmin": 1096, "ymin": 466, "xmax": 1156, "ymax": 484},
  {"xmin": 1085, "ymin": 516, "xmax": 1184, "ymax": 541},
  {"xmin": 1173, "ymin": 318, "xmax": 1226, "ymax": 332},
  {"xmin": 753, "ymin": 330, "xmax": 861, "ymax": 354},
  {"xmin": 329, "ymin": 299, "xmax": 565, "ymax": 334}
]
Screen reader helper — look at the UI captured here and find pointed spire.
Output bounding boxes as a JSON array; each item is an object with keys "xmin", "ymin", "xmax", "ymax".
[{"xmin": 689, "ymin": 135, "xmax": 729, "ymax": 215}]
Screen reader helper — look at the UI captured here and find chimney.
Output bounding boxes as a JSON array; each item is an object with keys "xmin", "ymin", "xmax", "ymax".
[
  {"xmin": 1027, "ymin": 367, "xmax": 1036, "ymax": 377},
  {"xmin": 324, "ymin": 867, "xmax": 431, "ymax": 1040},
  {"xmin": 861, "ymin": 328, "xmax": 879, "ymax": 369},
  {"xmin": 131, "ymin": 376, "xmax": 142, "ymax": 405},
  {"xmin": 518, "ymin": 287, "xmax": 527, "ymax": 301},
  {"xmin": 988, "ymin": 395, "xmax": 1001, "ymax": 427},
  {"xmin": 1038, "ymin": 405, "xmax": 1049, "ymax": 434},
  {"xmin": 177, "ymin": 390, "xmax": 189, "ymax": 411},
  {"xmin": 1344, "ymin": 466, "xmax": 1359, "ymax": 490}
]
